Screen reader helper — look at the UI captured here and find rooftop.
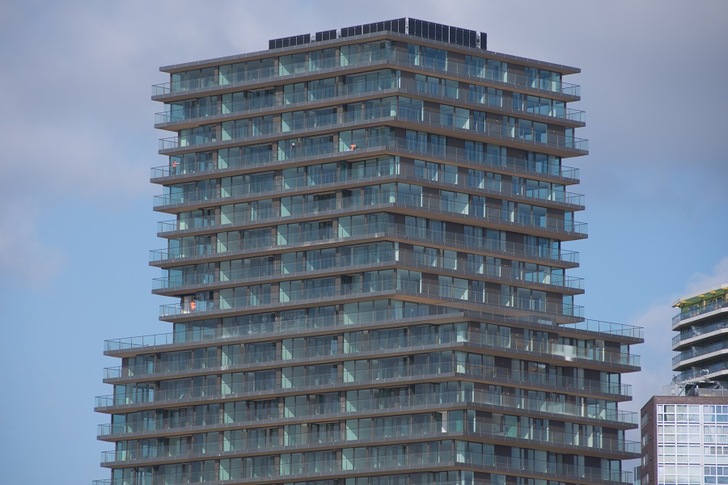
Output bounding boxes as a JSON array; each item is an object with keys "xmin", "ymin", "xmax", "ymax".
[
  {"xmin": 269, "ymin": 18, "xmax": 485, "ymax": 51},
  {"xmin": 159, "ymin": 17, "xmax": 580, "ymax": 75}
]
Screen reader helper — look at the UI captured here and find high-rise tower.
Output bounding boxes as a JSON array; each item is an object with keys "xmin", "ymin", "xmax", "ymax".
[{"xmin": 96, "ymin": 18, "xmax": 643, "ymax": 485}]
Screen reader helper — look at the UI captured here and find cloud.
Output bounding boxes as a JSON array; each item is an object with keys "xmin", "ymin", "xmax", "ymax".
[
  {"xmin": 626, "ymin": 303, "xmax": 678, "ymax": 412},
  {"xmin": 0, "ymin": 3, "xmax": 158, "ymax": 201},
  {"xmin": 0, "ymin": 1, "xmax": 327, "ymax": 292},
  {"xmin": 0, "ymin": 200, "xmax": 66, "ymax": 289},
  {"xmin": 0, "ymin": 3, "xmax": 156, "ymax": 289},
  {"xmin": 684, "ymin": 257, "xmax": 728, "ymax": 297}
]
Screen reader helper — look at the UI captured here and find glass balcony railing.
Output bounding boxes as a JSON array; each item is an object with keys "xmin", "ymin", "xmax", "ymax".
[
  {"xmin": 153, "ymin": 179, "xmax": 583, "ymax": 214},
  {"xmin": 154, "ymin": 194, "xmax": 585, "ymax": 241},
  {"xmin": 152, "ymin": 46, "xmax": 581, "ymax": 99},
  {"xmin": 97, "ymin": 449, "xmax": 630, "ymax": 485},
  {"xmin": 105, "ymin": 329, "xmax": 635, "ymax": 384},
  {"xmin": 103, "ymin": 310, "xmax": 458, "ymax": 353},
  {"xmin": 95, "ymin": 360, "xmax": 627, "ymax": 413},
  {"xmin": 157, "ymin": 107, "xmax": 587, "ymax": 155},
  {"xmin": 150, "ymin": 220, "xmax": 580, "ymax": 269},
  {"xmin": 107, "ymin": 309, "xmax": 643, "ymax": 361},
  {"xmin": 566, "ymin": 319, "xmax": 644, "ymax": 341},
  {"xmin": 154, "ymin": 75, "xmax": 585, "ymax": 127},
  {"xmin": 677, "ymin": 363, "xmax": 728, "ymax": 383},
  {"xmin": 152, "ymin": 137, "xmax": 580, "ymax": 183},
  {"xmin": 157, "ymin": 280, "xmax": 584, "ymax": 321},
  {"xmin": 152, "ymin": 165, "xmax": 583, "ymax": 211},
  {"xmin": 97, "ymin": 388, "xmax": 636, "ymax": 441},
  {"xmin": 152, "ymin": 249, "xmax": 583, "ymax": 293},
  {"xmin": 673, "ymin": 317, "xmax": 728, "ymax": 347},
  {"xmin": 101, "ymin": 421, "xmax": 638, "ymax": 466},
  {"xmin": 152, "ymin": 216, "xmax": 583, "ymax": 273},
  {"xmin": 672, "ymin": 339, "xmax": 728, "ymax": 367}
]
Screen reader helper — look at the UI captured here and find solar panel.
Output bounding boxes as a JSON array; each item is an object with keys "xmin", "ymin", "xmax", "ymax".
[
  {"xmin": 341, "ymin": 25, "xmax": 362, "ymax": 38},
  {"xmin": 270, "ymin": 18, "xmax": 485, "ymax": 50},
  {"xmin": 480, "ymin": 32, "xmax": 488, "ymax": 50},
  {"xmin": 268, "ymin": 33, "xmax": 312, "ymax": 50},
  {"xmin": 315, "ymin": 29, "xmax": 337, "ymax": 42}
]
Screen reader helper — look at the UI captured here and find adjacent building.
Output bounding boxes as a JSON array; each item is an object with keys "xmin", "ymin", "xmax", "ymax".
[
  {"xmin": 671, "ymin": 285, "xmax": 728, "ymax": 390},
  {"xmin": 640, "ymin": 285, "xmax": 728, "ymax": 485},
  {"xmin": 96, "ymin": 18, "xmax": 643, "ymax": 485},
  {"xmin": 640, "ymin": 395, "xmax": 728, "ymax": 485}
]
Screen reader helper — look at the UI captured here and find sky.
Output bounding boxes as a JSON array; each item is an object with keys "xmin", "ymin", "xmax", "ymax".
[{"xmin": 0, "ymin": 0, "xmax": 726, "ymax": 483}]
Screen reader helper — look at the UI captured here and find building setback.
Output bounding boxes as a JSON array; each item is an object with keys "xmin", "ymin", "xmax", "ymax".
[{"xmin": 96, "ymin": 18, "xmax": 643, "ymax": 485}]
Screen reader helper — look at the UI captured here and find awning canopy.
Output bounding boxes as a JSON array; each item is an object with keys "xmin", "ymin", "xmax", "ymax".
[{"xmin": 674, "ymin": 284, "xmax": 728, "ymax": 308}]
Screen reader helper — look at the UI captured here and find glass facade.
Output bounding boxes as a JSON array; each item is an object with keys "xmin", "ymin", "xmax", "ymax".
[
  {"xmin": 96, "ymin": 19, "xmax": 642, "ymax": 485},
  {"xmin": 642, "ymin": 400, "xmax": 728, "ymax": 485}
]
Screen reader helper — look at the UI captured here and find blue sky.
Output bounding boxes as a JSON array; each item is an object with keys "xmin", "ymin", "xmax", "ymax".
[{"xmin": 0, "ymin": 1, "xmax": 726, "ymax": 483}]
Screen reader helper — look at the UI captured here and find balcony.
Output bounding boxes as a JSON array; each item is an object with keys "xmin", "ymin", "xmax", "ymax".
[
  {"xmin": 101, "ymin": 422, "xmax": 638, "ymax": 468},
  {"xmin": 104, "ymin": 330, "xmax": 635, "ymax": 386},
  {"xmin": 672, "ymin": 297, "xmax": 728, "ymax": 328},
  {"xmin": 562, "ymin": 321, "xmax": 643, "ymax": 343},
  {"xmin": 151, "ymin": 137, "xmax": 580, "ymax": 184},
  {"xmin": 151, "ymin": 223, "xmax": 580, "ymax": 273},
  {"xmin": 672, "ymin": 339, "xmax": 728, "ymax": 368},
  {"xmin": 97, "ymin": 449, "xmax": 630, "ymax": 485},
  {"xmin": 676, "ymin": 363, "xmax": 728, "ymax": 383},
  {"xmin": 152, "ymin": 179, "xmax": 583, "ymax": 216},
  {"xmin": 152, "ymin": 166, "xmax": 584, "ymax": 213},
  {"xmin": 104, "ymin": 309, "xmax": 639, "ymax": 361},
  {"xmin": 95, "ymin": 361, "xmax": 629, "ymax": 413},
  {"xmin": 151, "ymin": 45, "xmax": 581, "ymax": 100},
  {"xmin": 152, "ymin": 249, "xmax": 583, "ymax": 296},
  {"xmin": 98, "ymin": 389, "xmax": 636, "ymax": 442},
  {"xmin": 672, "ymin": 317, "xmax": 728, "ymax": 349},
  {"xmin": 156, "ymin": 280, "xmax": 584, "ymax": 323},
  {"xmin": 104, "ymin": 310, "xmax": 461, "ymax": 354},
  {"xmin": 157, "ymin": 108, "xmax": 587, "ymax": 157},
  {"xmin": 150, "ymin": 204, "xmax": 585, "ymax": 268},
  {"xmin": 154, "ymin": 75, "xmax": 585, "ymax": 129}
]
